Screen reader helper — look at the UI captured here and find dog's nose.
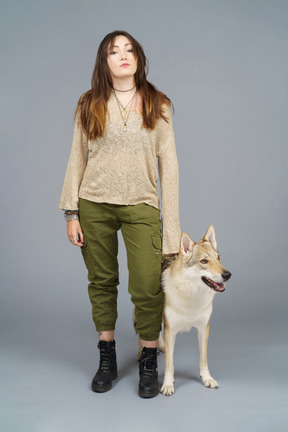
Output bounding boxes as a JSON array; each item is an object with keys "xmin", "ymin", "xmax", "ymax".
[{"xmin": 222, "ymin": 271, "xmax": 231, "ymax": 281}]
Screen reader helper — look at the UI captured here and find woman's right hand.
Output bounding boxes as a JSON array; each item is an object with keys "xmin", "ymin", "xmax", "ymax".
[{"xmin": 67, "ymin": 220, "xmax": 84, "ymax": 247}]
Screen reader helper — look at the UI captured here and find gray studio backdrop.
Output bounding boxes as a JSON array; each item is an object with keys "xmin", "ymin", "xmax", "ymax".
[{"xmin": 1, "ymin": 1, "xmax": 287, "ymax": 431}]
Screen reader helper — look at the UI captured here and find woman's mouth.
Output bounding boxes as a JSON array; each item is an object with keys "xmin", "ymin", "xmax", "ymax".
[{"xmin": 120, "ymin": 63, "xmax": 130, "ymax": 67}]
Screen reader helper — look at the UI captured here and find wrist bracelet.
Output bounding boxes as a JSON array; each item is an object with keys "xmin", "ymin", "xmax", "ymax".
[
  {"xmin": 64, "ymin": 212, "xmax": 79, "ymax": 222},
  {"xmin": 64, "ymin": 209, "xmax": 79, "ymax": 214}
]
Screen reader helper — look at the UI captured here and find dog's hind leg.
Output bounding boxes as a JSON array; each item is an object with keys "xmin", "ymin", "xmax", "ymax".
[
  {"xmin": 158, "ymin": 323, "xmax": 165, "ymax": 352},
  {"xmin": 197, "ymin": 323, "xmax": 219, "ymax": 389},
  {"xmin": 158, "ymin": 332, "xmax": 165, "ymax": 352},
  {"xmin": 161, "ymin": 323, "xmax": 176, "ymax": 396}
]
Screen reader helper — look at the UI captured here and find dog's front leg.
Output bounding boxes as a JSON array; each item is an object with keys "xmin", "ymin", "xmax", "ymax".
[
  {"xmin": 161, "ymin": 323, "xmax": 176, "ymax": 396},
  {"xmin": 197, "ymin": 323, "xmax": 218, "ymax": 389}
]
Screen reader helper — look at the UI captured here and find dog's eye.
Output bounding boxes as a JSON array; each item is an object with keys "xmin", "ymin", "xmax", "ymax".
[{"xmin": 200, "ymin": 259, "xmax": 208, "ymax": 264}]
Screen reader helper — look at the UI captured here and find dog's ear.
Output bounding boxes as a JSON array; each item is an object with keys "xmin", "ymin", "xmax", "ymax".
[
  {"xmin": 180, "ymin": 233, "xmax": 195, "ymax": 255},
  {"xmin": 204, "ymin": 225, "xmax": 217, "ymax": 250}
]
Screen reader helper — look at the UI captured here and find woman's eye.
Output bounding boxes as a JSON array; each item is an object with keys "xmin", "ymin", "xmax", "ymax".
[
  {"xmin": 127, "ymin": 49, "xmax": 134, "ymax": 53},
  {"xmin": 109, "ymin": 51, "xmax": 117, "ymax": 55},
  {"xmin": 200, "ymin": 259, "xmax": 208, "ymax": 264}
]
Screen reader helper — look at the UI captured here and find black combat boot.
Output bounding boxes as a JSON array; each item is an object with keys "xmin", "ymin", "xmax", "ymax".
[
  {"xmin": 138, "ymin": 347, "xmax": 159, "ymax": 398},
  {"xmin": 91, "ymin": 340, "xmax": 118, "ymax": 393}
]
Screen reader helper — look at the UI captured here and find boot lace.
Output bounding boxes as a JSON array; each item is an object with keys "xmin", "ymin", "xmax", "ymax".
[
  {"xmin": 98, "ymin": 345, "xmax": 115, "ymax": 371},
  {"xmin": 99, "ymin": 352, "xmax": 109, "ymax": 371},
  {"xmin": 141, "ymin": 351, "xmax": 159, "ymax": 375}
]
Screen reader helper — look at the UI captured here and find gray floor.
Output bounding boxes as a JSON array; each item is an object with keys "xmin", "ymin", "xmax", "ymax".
[{"xmin": 1, "ymin": 282, "xmax": 287, "ymax": 432}]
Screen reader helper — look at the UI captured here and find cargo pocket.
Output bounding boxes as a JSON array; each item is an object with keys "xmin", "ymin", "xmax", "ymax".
[{"xmin": 148, "ymin": 235, "xmax": 162, "ymax": 277}]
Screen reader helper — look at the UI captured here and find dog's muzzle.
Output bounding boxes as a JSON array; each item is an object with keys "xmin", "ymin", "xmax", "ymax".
[{"xmin": 201, "ymin": 271, "xmax": 231, "ymax": 293}]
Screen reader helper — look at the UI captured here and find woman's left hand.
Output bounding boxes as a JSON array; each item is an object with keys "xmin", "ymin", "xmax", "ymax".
[{"xmin": 67, "ymin": 220, "xmax": 84, "ymax": 247}]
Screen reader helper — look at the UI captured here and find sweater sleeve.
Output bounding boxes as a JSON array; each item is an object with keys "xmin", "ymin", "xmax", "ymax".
[
  {"xmin": 156, "ymin": 104, "xmax": 181, "ymax": 255},
  {"xmin": 59, "ymin": 111, "xmax": 89, "ymax": 210}
]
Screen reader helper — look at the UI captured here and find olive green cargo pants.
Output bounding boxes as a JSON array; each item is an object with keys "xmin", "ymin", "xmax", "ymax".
[{"xmin": 79, "ymin": 198, "xmax": 163, "ymax": 341}]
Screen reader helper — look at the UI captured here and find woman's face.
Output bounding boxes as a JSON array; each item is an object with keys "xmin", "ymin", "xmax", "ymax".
[{"xmin": 107, "ymin": 35, "xmax": 137, "ymax": 81}]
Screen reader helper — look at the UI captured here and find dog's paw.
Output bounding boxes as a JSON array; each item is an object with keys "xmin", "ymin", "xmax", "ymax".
[
  {"xmin": 161, "ymin": 382, "xmax": 175, "ymax": 396},
  {"xmin": 202, "ymin": 376, "xmax": 219, "ymax": 389}
]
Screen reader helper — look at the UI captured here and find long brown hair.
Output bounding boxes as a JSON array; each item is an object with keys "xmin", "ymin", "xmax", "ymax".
[{"xmin": 76, "ymin": 30, "xmax": 172, "ymax": 139}]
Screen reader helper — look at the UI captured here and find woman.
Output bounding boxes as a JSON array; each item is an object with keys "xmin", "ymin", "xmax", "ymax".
[{"xmin": 59, "ymin": 30, "xmax": 181, "ymax": 398}]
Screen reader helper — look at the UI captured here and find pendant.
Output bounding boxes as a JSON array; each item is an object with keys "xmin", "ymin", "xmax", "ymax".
[
  {"xmin": 123, "ymin": 123, "xmax": 127, "ymax": 131},
  {"xmin": 122, "ymin": 109, "xmax": 126, "ymax": 120}
]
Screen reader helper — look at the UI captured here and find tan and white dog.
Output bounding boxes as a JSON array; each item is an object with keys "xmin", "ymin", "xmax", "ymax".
[{"xmin": 160, "ymin": 225, "xmax": 231, "ymax": 396}]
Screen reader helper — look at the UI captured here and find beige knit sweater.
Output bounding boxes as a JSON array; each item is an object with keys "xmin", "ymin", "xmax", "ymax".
[{"xmin": 59, "ymin": 95, "xmax": 181, "ymax": 254}]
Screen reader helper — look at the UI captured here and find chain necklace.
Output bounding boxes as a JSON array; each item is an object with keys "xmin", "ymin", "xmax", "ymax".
[
  {"xmin": 113, "ymin": 89, "xmax": 137, "ymax": 131},
  {"xmin": 113, "ymin": 85, "xmax": 136, "ymax": 92}
]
